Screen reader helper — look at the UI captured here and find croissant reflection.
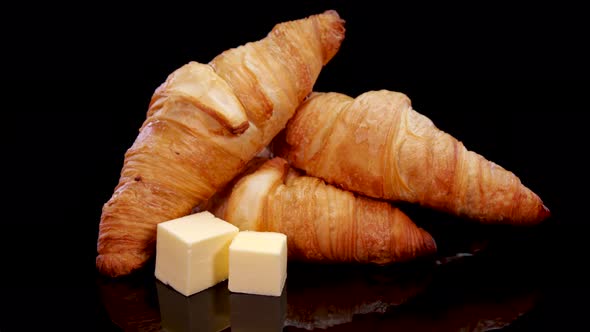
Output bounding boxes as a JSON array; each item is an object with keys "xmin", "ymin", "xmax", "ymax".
[
  {"xmin": 284, "ymin": 263, "xmax": 432, "ymax": 330},
  {"xmin": 283, "ymin": 260, "xmax": 539, "ymax": 332},
  {"xmin": 283, "ymin": 288, "xmax": 539, "ymax": 332},
  {"xmin": 97, "ymin": 273, "xmax": 161, "ymax": 332}
]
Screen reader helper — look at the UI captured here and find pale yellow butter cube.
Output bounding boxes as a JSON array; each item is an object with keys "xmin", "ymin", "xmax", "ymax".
[
  {"xmin": 228, "ymin": 231, "xmax": 287, "ymax": 297},
  {"xmin": 155, "ymin": 211, "xmax": 239, "ymax": 297}
]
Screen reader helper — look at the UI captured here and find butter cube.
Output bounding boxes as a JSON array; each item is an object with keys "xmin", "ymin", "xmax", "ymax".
[
  {"xmin": 155, "ymin": 211, "xmax": 239, "ymax": 297},
  {"xmin": 228, "ymin": 231, "xmax": 287, "ymax": 296}
]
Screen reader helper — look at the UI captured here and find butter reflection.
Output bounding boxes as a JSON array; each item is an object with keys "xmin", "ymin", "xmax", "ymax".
[
  {"xmin": 152, "ymin": 264, "xmax": 429, "ymax": 331},
  {"xmin": 156, "ymin": 280, "xmax": 230, "ymax": 332},
  {"xmin": 230, "ymin": 290, "xmax": 287, "ymax": 332}
]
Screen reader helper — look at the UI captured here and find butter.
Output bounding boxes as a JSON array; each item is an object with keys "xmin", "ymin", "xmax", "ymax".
[
  {"xmin": 155, "ymin": 211, "xmax": 239, "ymax": 297},
  {"xmin": 228, "ymin": 231, "xmax": 287, "ymax": 296}
]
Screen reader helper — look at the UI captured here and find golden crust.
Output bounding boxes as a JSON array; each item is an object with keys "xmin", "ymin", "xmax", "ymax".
[
  {"xmin": 221, "ymin": 158, "xmax": 437, "ymax": 264},
  {"xmin": 96, "ymin": 11, "xmax": 346, "ymax": 277},
  {"xmin": 279, "ymin": 90, "xmax": 550, "ymax": 225}
]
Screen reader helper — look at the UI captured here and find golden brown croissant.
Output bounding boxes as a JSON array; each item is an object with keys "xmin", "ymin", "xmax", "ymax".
[
  {"xmin": 215, "ymin": 157, "xmax": 437, "ymax": 264},
  {"xmin": 96, "ymin": 11, "xmax": 346, "ymax": 277},
  {"xmin": 276, "ymin": 90, "xmax": 550, "ymax": 224}
]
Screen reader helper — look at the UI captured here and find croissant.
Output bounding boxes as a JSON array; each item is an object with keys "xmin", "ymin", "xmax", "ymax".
[
  {"xmin": 96, "ymin": 10, "xmax": 346, "ymax": 277},
  {"xmin": 215, "ymin": 157, "xmax": 436, "ymax": 264},
  {"xmin": 276, "ymin": 90, "xmax": 550, "ymax": 224}
]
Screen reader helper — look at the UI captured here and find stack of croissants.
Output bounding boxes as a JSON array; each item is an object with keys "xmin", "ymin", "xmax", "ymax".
[{"xmin": 96, "ymin": 10, "xmax": 550, "ymax": 277}]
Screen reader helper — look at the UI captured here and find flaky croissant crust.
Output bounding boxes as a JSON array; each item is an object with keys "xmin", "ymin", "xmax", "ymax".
[
  {"xmin": 279, "ymin": 90, "xmax": 550, "ymax": 224},
  {"xmin": 96, "ymin": 11, "xmax": 345, "ymax": 277},
  {"xmin": 222, "ymin": 157, "xmax": 437, "ymax": 264}
]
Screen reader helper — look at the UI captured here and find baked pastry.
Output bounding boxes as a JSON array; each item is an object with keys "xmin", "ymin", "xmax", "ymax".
[
  {"xmin": 96, "ymin": 11, "xmax": 346, "ymax": 277},
  {"xmin": 216, "ymin": 157, "xmax": 437, "ymax": 264},
  {"xmin": 276, "ymin": 90, "xmax": 550, "ymax": 224}
]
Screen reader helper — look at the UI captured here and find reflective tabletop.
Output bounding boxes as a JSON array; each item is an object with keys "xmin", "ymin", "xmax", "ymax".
[{"xmin": 94, "ymin": 213, "xmax": 571, "ymax": 332}]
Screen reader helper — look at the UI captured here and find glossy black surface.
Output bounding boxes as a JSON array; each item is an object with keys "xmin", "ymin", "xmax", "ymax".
[
  {"xmin": 3, "ymin": 211, "xmax": 585, "ymax": 331},
  {"xmin": 91, "ymin": 224, "xmax": 534, "ymax": 331},
  {"xmin": 2, "ymin": 1, "xmax": 588, "ymax": 331}
]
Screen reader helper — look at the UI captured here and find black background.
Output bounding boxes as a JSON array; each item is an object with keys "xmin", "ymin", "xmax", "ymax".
[{"xmin": 2, "ymin": 1, "xmax": 589, "ymax": 331}]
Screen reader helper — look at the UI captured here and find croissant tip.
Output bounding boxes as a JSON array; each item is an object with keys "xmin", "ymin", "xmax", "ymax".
[
  {"xmin": 421, "ymin": 229, "xmax": 438, "ymax": 255},
  {"xmin": 540, "ymin": 204, "xmax": 551, "ymax": 220},
  {"xmin": 322, "ymin": 9, "xmax": 342, "ymax": 19},
  {"xmin": 96, "ymin": 253, "xmax": 144, "ymax": 278},
  {"xmin": 511, "ymin": 203, "xmax": 551, "ymax": 225}
]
